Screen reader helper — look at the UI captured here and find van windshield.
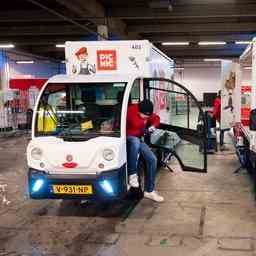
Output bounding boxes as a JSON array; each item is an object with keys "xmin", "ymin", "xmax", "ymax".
[{"xmin": 35, "ymin": 82, "xmax": 127, "ymax": 140}]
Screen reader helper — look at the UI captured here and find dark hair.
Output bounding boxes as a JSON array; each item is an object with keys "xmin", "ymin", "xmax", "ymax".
[{"xmin": 139, "ymin": 99, "xmax": 153, "ymax": 116}]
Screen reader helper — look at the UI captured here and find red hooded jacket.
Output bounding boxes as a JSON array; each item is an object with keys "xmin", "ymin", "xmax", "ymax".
[
  {"xmin": 126, "ymin": 104, "xmax": 160, "ymax": 137},
  {"xmin": 213, "ymin": 97, "xmax": 221, "ymax": 122}
]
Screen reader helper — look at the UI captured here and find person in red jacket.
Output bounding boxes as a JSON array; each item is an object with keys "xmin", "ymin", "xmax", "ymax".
[
  {"xmin": 213, "ymin": 90, "xmax": 228, "ymax": 151},
  {"xmin": 213, "ymin": 91, "xmax": 221, "ymax": 123},
  {"xmin": 126, "ymin": 99, "xmax": 164, "ymax": 202}
]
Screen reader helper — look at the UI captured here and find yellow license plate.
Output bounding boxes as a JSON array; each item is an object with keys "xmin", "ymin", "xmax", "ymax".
[{"xmin": 52, "ymin": 185, "xmax": 93, "ymax": 195}]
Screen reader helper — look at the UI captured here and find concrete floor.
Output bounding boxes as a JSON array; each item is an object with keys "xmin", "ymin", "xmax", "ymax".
[{"xmin": 0, "ymin": 136, "xmax": 256, "ymax": 255}]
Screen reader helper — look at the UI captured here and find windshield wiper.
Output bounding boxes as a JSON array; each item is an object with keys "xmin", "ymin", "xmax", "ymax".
[
  {"xmin": 58, "ymin": 121, "xmax": 100, "ymax": 141},
  {"xmin": 59, "ymin": 131, "xmax": 98, "ymax": 142},
  {"xmin": 58, "ymin": 123, "xmax": 82, "ymax": 137},
  {"xmin": 59, "ymin": 130, "xmax": 120, "ymax": 141}
]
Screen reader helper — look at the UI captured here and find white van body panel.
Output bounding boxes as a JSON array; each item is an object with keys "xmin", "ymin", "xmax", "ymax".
[
  {"xmin": 27, "ymin": 136, "xmax": 126, "ymax": 174},
  {"xmin": 65, "ymin": 40, "xmax": 173, "ymax": 78}
]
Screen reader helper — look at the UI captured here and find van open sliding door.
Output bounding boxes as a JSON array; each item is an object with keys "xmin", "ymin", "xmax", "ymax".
[{"xmin": 144, "ymin": 78, "xmax": 207, "ymax": 173}]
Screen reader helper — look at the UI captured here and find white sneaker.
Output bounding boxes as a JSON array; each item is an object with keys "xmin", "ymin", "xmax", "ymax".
[
  {"xmin": 129, "ymin": 174, "xmax": 139, "ymax": 188},
  {"xmin": 144, "ymin": 191, "xmax": 164, "ymax": 202}
]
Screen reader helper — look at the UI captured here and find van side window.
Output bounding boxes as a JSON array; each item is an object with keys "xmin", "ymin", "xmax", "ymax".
[
  {"xmin": 147, "ymin": 80, "xmax": 199, "ymax": 130},
  {"xmin": 48, "ymin": 91, "xmax": 67, "ymax": 110},
  {"xmin": 130, "ymin": 79, "xmax": 140, "ymax": 103}
]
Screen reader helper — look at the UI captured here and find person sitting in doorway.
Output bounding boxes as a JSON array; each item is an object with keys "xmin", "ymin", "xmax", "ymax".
[{"xmin": 126, "ymin": 99, "xmax": 164, "ymax": 203}]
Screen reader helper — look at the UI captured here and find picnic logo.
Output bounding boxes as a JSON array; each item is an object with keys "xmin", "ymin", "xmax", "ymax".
[{"xmin": 97, "ymin": 50, "xmax": 117, "ymax": 71}]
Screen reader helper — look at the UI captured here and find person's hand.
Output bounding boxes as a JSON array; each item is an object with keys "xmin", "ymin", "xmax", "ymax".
[{"xmin": 148, "ymin": 125, "xmax": 156, "ymax": 133}]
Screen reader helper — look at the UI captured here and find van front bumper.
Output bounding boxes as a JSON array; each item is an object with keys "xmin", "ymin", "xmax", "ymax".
[{"xmin": 28, "ymin": 165, "xmax": 127, "ymax": 201}]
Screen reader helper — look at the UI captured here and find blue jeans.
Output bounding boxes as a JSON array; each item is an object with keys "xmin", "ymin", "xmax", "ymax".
[
  {"xmin": 127, "ymin": 136, "xmax": 157, "ymax": 192},
  {"xmin": 220, "ymin": 129, "xmax": 225, "ymax": 146},
  {"xmin": 206, "ymin": 114, "xmax": 215, "ymax": 150},
  {"xmin": 220, "ymin": 128, "xmax": 230, "ymax": 146}
]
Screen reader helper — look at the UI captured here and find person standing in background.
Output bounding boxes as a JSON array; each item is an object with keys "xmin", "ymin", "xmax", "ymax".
[
  {"xmin": 213, "ymin": 90, "xmax": 228, "ymax": 151},
  {"xmin": 206, "ymin": 110, "xmax": 216, "ymax": 154}
]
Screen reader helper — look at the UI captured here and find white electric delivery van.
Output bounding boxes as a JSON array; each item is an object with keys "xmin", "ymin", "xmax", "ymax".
[{"xmin": 27, "ymin": 40, "xmax": 207, "ymax": 201}]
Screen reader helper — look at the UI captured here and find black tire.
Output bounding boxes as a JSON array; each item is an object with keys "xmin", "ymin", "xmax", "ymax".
[{"xmin": 127, "ymin": 157, "xmax": 147, "ymax": 201}]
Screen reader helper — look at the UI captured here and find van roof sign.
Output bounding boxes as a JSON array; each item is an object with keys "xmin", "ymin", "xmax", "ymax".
[{"xmin": 65, "ymin": 40, "xmax": 151, "ymax": 77}]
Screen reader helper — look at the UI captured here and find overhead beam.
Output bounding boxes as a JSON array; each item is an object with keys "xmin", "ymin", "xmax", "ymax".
[
  {"xmin": 163, "ymin": 49, "xmax": 244, "ymax": 58},
  {"xmin": 172, "ymin": 0, "xmax": 255, "ymax": 4},
  {"xmin": 109, "ymin": 4, "xmax": 256, "ymax": 19},
  {"xmin": 56, "ymin": 0, "xmax": 104, "ymax": 17},
  {"xmin": 146, "ymin": 34, "xmax": 256, "ymax": 43},
  {"xmin": 55, "ymin": 0, "xmax": 130, "ymax": 39},
  {"xmin": 128, "ymin": 22, "xmax": 256, "ymax": 33},
  {"xmin": 0, "ymin": 10, "xmax": 111, "ymax": 23},
  {"xmin": 0, "ymin": 25, "xmax": 92, "ymax": 36},
  {"xmin": 0, "ymin": 36, "xmax": 90, "ymax": 45},
  {"xmin": 26, "ymin": 0, "xmax": 103, "ymax": 40},
  {"xmin": 3, "ymin": 5, "xmax": 256, "ymax": 23},
  {"xmin": 160, "ymin": 45, "xmax": 247, "ymax": 50},
  {"xmin": 0, "ymin": 10, "xmax": 64, "ymax": 22}
]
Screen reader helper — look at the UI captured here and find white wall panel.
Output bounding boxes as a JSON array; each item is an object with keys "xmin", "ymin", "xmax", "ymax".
[{"xmin": 174, "ymin": 66, "xmax": 221, "ymax": 102}]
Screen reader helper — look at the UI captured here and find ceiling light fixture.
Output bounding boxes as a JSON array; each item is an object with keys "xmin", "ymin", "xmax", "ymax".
[
  {"xmin": 56, "ymin": 44, "xmax": 65, "ymax": 48},
  {"xmin": 204, "ymin": 59, "xmax": 222, "ymax": 62},
  {"xmin": 16, "ymin": 60, "xmax": 35, "ymax": 64},
  {"xmin": 199, "ymin": 42, "xmax": 226, "ymax": 46},
  {"xmin": 162, "ymin": 42, "xmax": 190, "ymax": 46},
  {"xmin": 235, "ymin": 41, "xmax": 252, "ymax": 45},
  {"xmin": 149, "ymin": 0, "xmax": 173, "ymax": 11},
  {"xmin": 0, "ymin": 44, "xmax": 15, "ymax": 48}
]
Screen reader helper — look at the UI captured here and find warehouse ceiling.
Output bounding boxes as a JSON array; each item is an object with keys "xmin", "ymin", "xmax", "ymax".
[{"xmin": 1, "ymin": 0, "xmax": 256, "ymax": 61}]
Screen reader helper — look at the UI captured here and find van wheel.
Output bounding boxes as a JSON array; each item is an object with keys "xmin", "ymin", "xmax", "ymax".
[{"xmin": 128, "ymin": 159, "xmax": 146, "ymax": 200}]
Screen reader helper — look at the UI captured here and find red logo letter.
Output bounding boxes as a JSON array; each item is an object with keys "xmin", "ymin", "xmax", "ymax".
[{"xmin": 97, "ymin": 50, "xmax": 117, "ymax": 71}]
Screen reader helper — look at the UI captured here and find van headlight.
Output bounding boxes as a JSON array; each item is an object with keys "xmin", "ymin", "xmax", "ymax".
[
  {"xmin": 31, "ymin": 147, "xmax": 43, "ymax": 161},
  {"xmin": 103, "ymin": 149, "xmax": 115, "ymax": 161}
]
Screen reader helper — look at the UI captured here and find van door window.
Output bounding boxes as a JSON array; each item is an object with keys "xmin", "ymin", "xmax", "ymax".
[
  {"xmin": 144, "ymin": 78, "xmax": 207, "ymax": 172},
  {"xmin": 130, "ymin": 79, "xmax": 140, "ymax": 103}
]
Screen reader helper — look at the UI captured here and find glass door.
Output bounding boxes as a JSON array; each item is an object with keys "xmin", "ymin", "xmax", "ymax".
[{"xmin": 144, "ymin": 78, "xmax": 207, "ymax": 172}]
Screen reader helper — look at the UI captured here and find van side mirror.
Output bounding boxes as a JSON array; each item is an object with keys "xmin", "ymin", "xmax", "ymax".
[{"xmin": 249, "ymin": 109, "xmax": 256, "ymax": 130}]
